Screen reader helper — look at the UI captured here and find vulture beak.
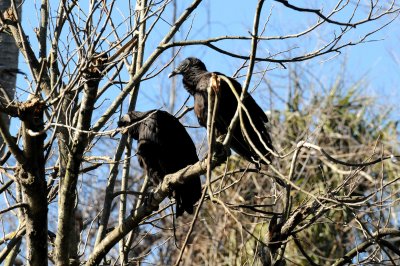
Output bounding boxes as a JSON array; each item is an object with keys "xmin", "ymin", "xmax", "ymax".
[{"xmin": 168, "ymin": 69, "xmax": 179, "ymax": 78}]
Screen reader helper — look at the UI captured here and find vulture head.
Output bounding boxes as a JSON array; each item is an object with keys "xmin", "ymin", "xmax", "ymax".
[
  {"xmin": 117, "ymin": 111, "xmax": 154, "ymax": 139},
  {"xmin": 168, "ymin": 57, "xmax": 207, "ymax": 78}
]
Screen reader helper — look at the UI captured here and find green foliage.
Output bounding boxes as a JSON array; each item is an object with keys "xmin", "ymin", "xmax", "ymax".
[{"xmin": 177, "ymin": 72, "xmax": 400, "ymax": 265}]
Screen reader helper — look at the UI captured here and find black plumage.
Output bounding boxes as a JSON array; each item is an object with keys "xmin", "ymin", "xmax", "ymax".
[
  {"xmin": 169, "ymin": 57, "xmax": 273, "ymax": 165},
  {"xmin": 118, "ymin": 110, "xmax": 201, "ymax": 217}
]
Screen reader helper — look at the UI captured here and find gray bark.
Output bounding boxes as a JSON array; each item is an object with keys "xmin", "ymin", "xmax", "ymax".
[
  {"xmin": 0, "ymin": 1, "xmax": 22, "ymax": 264},
  {"xmin": 19, "ymin": 97, "xmax": 48, "ymax": 266},
  {"xmin": 0, "ymin": 0, "xmax": 21, "ymax": 153},
  {"xmin": 54, "ymin": 55, "xmax": 106, "ymax": 265}
]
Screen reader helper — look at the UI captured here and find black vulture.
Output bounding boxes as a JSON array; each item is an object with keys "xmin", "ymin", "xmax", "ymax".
[
  {"xmin": 118, "ymin": 110, "xmax": 201, "ymax": 217},
  {"xmin": 169, "ymin": 57, "xmax": 274, "ymax": 166}
]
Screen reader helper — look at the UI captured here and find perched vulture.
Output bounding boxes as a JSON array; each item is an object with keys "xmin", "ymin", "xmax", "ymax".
[
  {"xmin": 117, "ymin": 110, "xmax": 201, "ymax": 217},
  {"xmin": 169, "ymin": 57, "xmax": 274, "ymax": 166}
]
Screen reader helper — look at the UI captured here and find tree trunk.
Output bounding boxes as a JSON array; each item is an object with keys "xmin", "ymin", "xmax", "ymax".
[
  {"xmin": 0, "ymin": 0, "xmax": 23, "ymax": 264},
  {"xmin": 0, "ymin": 0, "xmax": 21, "ymax": 153},
  {"xmin": 18, "ymin": 96, "xmax": 48, "ymax": 266},
  {"xmin": 54, "ymin": 54, "xmax": 106, "ymax": 265}
]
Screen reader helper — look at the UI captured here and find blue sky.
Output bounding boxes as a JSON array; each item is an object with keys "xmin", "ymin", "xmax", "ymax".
[
  {"xmin": 131, "ymin": 1, "xmax": 400, "ymax": 116},
  {"xmin": 15, "ymin": 1, "xmax": 400, "ymax": 123}
]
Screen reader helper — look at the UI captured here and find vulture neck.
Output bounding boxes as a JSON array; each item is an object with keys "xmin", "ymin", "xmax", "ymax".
[{"xmin": 182, "ymin": 68, "xmax": 207, "ymax": 95}]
